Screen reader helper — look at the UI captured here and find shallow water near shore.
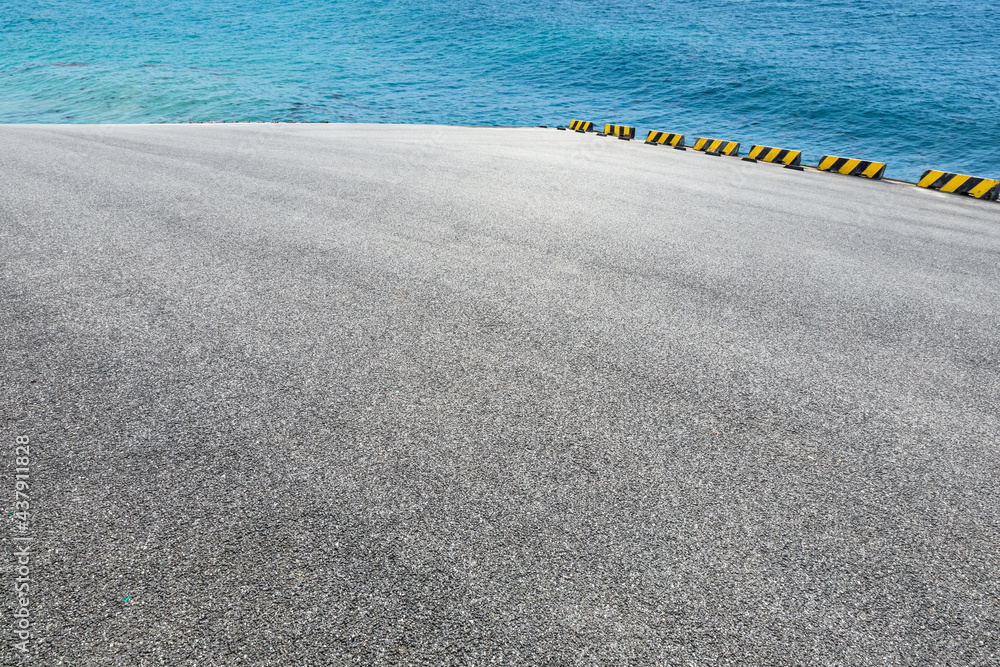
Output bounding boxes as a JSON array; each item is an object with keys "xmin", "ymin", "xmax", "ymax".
[{"xmin": 2, "ymin": 0, "xmax": 998, "ymax": 181}]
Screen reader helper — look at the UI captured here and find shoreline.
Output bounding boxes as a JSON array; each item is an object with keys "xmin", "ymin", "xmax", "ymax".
[{"xmin": 8, "ymin": 121, "xmax": 998, "ymax": 193}]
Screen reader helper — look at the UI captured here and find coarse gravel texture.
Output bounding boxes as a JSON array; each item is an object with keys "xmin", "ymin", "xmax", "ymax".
[{"xmin": 1, "ymin": 124, "xmax": 999, "ymax": 666}]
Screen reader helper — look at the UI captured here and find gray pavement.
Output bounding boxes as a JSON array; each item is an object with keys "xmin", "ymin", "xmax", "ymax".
[{"xmin": 1, "ymin": 123, "xmax": 999, "ymax": 665}]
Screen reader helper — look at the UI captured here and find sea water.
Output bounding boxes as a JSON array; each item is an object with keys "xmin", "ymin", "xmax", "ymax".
[{"xmin": 1, "ymin": 0, "xmax": 998, "ymax": 181}]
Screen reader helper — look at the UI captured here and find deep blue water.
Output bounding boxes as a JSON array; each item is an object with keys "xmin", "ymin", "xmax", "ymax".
[{"xmin": 2, "ymin": 0, "xmax": 998, "ymax": 181}]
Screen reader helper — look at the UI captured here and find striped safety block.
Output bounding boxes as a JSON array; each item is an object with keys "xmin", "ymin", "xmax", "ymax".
[
  {"xmin": 644, "ymin": 131, "xmax": 684, "ymax": 147},
  {"xmin": 917, "ymin": 170, "xmax": 1000, "ymax": 200},
  {"xmin": 746, "ymin": 145, "xmax": 802, "ymax": 166},
  {"xmin": 569, "ymin": 120, "xmax": 594, "ymax": 132},
  {"xmin": 693, "ymin": 137, "xmax": 740, "ymax": 156},
  {"xmin": 604, "ymin": 124, "xmax": 636, "ymax": 139},
  {"xmin": 817, "ymin": 155, "xmax": 886, "ymax": 180}
]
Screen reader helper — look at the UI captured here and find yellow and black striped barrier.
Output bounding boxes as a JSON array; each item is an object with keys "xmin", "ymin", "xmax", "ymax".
[
  {"xmin": 917, "ymin": 170, "xmax": 1000, "ymax": 200},
  {"xmin": 746, "ymin": 145, "xmax": 802, "ymax": 166},
  {"xmin": 693, "ymin": 137, "xmax": 740, "ymax": 156},
  {"xmin": 604, "ymin": 124, "xmax": 636, "ymax": 140},
  {"xmin": 644, "ymin": 131, "xmax": 684, "ymax": 148},
  {"xmin": 817, "ymin": 155, "xmax": 886, "ymax": 180},
  {"xmin": 569, "ymin": 120, "xmax": 594, "ymax": 133}
]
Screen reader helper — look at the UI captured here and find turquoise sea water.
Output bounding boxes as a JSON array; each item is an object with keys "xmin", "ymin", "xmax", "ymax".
[{"xmin": 2, "ymin": 0, "xmax": 998, "ymax": 181}]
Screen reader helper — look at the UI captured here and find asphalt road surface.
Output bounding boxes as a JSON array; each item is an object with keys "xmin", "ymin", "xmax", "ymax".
[{"xmin": 2, "ymin": 124, "xmax": 999, "ymax": 665}]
